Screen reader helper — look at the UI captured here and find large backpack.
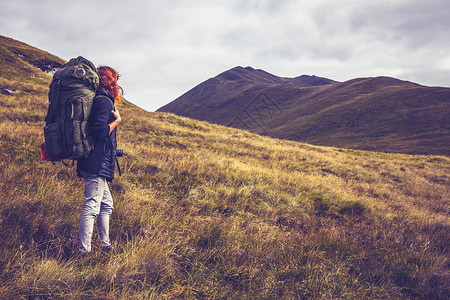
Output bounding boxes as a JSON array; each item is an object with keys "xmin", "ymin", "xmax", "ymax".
[{"xmin": 43, "ymin": 56, "xmax": 99, "ymax": 160}]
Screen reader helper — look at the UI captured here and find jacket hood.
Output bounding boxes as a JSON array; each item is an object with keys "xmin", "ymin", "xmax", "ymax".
[{"xmin": 96, "ymin": 89, "xmax": 115, "ymax": 103}]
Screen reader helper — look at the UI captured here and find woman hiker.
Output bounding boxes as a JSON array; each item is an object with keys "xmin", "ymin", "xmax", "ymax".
[{"xmin": 77, "ymin": 66, "xmax": 123, "ymax": 253}]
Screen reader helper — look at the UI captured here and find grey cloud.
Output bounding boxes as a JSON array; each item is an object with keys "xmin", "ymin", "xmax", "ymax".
[{"xmin": 1, "ymin": 0, "xmax": 449, "ymax": 110}]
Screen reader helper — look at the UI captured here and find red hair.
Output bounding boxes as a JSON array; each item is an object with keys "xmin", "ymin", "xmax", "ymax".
[{"xmin": 97, "ymin": 66, "xmax": 123, "ymax": 103}]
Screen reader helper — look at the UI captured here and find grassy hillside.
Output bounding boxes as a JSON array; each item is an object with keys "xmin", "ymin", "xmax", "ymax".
[
  {"xmin": 0, "ymin": 36, "xmax": 449, "ymax": 299},
  {"xmin": 0, "ymin": 35, "xmax": 65, "ymax": 94}
]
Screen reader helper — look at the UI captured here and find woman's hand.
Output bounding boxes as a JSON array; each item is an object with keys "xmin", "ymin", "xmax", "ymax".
[
  {"xmin": 112, "ymin": 108, "xmax": 121, "ymax": 123},
  {"xmin": 109, "ymin": 108, "xmax": 121, "ymax": 133}
]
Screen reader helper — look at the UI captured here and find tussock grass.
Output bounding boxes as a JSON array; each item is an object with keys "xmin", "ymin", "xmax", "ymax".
[{"xmin": 0, "ymin": 46, "xmax": 449, "ymax": 298}]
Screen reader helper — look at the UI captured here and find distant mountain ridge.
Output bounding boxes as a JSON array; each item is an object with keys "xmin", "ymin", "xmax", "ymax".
[
  {"xmin": 216, "ymin": 66, "xmax": 336, "ymax": 87},
  {"xmin": 158, "ymin": 67, "xmax": 450, "ymax": 156}
]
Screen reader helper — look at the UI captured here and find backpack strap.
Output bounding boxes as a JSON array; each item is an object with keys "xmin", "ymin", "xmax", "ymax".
[
  {"xmin": 115, "ymin": 157, "xmax": 122, "ymax": 176},
  {"xmin": 58, "ymin": 80, "xmax": 68, "ymax": 156},
  {"xmin": 46, "ymin": 79, "xmax": 62, "ymax": 124}
]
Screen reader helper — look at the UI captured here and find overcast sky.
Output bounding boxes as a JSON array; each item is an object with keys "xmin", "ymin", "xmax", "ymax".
[{"xmin": 1, "ymin": 0, "xmax": 450, "ymax": 111}]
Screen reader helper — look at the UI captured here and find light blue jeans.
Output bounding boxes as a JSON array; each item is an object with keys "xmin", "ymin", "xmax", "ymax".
[{"xmin": 78, "ymin": 176, "xmax": 114, "ymax": 252}]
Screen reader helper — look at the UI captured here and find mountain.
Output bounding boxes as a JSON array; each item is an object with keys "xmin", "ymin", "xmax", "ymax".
[
  {"xmin": 157, "ymin": 66, "xmax": 335, "ymax": 124},
  {"xmin": 158, "ymin": 66, "xmax": 450, "ymax": 156},
  {"xmin": 0, "ymin": 35, "xmax": 64, "ymax": 82},
  {"xmin": 1, "ymin": 36, "xmax": 449, "ymax": 299}
]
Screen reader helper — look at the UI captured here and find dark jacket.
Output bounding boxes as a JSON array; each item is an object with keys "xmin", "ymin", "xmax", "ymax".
[{"xmin": 77, "ymin": 90, "xmax": 117, "ymax": 181}]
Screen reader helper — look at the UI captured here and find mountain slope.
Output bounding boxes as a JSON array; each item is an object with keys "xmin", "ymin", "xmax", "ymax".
[
  {"xmin": 0, "ymin": 35, "xmax": 65, "ymax": 95},
  {"xmin": 158, "ymin": 67, "xmax": 450, "ymax": 156},
  {"xmin": 1, "ymin": 36, "xmax": 449, "ymax": 299},
  {"xmin": 158, "ymin": 66, "xmax": 335, "ymax": 123}
]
